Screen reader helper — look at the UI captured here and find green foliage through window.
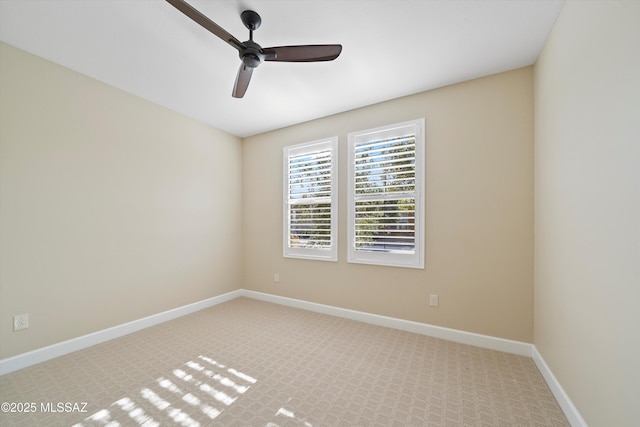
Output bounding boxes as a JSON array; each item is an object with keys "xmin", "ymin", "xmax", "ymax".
[
  {"xmin": 284, "ymin": 138, "xmax": 337, "ymax": 261},
  {"xmin": 353, "ymin": 134, "xmax": 416, "ymax": 253}
]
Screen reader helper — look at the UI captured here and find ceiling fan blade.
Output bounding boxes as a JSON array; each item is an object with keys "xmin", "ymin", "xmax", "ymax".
[
  {"xmin": 263, "ymin": 45, "xmax": 342, "ymax": 62},
  {"xmin": 232, "ymin": 65, "xmax": 253, "ymax": 98},
  {"xmin": 166, "ymin": 0, "xmax": 244, "ymax": 50}
]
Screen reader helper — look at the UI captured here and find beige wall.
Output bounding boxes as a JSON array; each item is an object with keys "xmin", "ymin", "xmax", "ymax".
[
  {"xmin": 243, "ymin": 67, "xmax": 534, "ymax": 342},
  {"xmin": 534, "ymin": 1, "xmax": 640, "ymax": 426},
  {"xmin": 0, "ymin": 43, "xmax": 243, "ymax": 359}
]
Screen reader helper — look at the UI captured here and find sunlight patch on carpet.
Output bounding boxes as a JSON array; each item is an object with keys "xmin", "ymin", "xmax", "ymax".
[{"xmin": 72, "ymin": 355, "xmax": 256, "ymax": 427}]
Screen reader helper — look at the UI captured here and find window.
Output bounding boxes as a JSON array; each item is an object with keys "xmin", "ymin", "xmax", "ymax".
[
  {"xmin": 283, "ymin": 137, "xmax": 338, "ymax": 261},
  {"xmin": 347, "ymin": 119, "xmax": 425, "ymax": 268}
]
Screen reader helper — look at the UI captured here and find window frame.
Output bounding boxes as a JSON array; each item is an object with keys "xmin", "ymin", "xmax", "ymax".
[
  {"xmin": 347, "ymin": 119, "xmax": 425, "ymax": 268},
  {"xmin": 283, "ymin": 137, "xmax": 338, "ymax": 261}
]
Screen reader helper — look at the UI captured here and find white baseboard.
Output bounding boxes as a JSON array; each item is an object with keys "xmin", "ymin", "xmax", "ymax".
[
  {"xmin": 0, "ymin": 290, "xmax": 242, "ymax": 375},
  {"xmin": 0, "ymin": 288, "xmax": 586, "ymax": 427},
  {"xmin": 240, "ymin": 290, "xmax": 533, "ymax": 356},
  {"xmin": 531, "ymin": 347, "xmax": 588, "ymax": 427}
]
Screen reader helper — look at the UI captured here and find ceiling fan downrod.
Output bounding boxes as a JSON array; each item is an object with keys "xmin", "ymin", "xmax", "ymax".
[{"xmin": 239, "ymin": 10, "xmax": 272, "ymax": 68}]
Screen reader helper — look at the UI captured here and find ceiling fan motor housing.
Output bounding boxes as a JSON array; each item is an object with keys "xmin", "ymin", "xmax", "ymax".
[{"xmin": 240, "ymin": 40, "xmax": 265, "ymax": 68}]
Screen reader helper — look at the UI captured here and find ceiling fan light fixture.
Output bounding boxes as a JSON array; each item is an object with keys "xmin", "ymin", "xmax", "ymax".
[{"xmin": 242, "ymin": 53, "xmax": 261, "ymax": 68}]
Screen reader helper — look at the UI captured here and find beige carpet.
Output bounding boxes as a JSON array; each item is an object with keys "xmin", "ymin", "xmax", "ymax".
[{"xmin": 0, "ymin": 297, "xmax": 569, "ymax": 426}]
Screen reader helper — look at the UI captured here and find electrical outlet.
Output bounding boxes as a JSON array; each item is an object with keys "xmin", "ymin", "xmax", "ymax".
[
  {"xmin": 429, "ymin": 295, "xmax": 439, "ymax": 307},
  {"xmin": 14, "ymin": 313, "xmax": 29, "ymax": 331},
  {"xmin": 274, "ymin": 273, "xmax": 280, "ymax": 283}
]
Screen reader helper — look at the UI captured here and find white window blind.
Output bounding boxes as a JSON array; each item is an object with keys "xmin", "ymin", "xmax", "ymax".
[
  {"xmin": 348, "ymin": 119, "xmax": 424, "ymax": 268},
  {"xmin": 283, "ymin": 138, "xmax": 338, "ymax": 261}
]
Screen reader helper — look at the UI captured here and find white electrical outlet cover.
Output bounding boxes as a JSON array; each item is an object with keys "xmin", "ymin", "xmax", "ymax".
[
  {"xmin": 13, "ymin": 314, "xmax": 29, "ymax": 331},
  {"xmin": 429, "ymin": 295, "xmax": 439, "ymax": 307}
]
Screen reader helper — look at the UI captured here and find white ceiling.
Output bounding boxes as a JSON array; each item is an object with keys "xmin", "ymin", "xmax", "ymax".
[{"xmin": 0, "ymin": 0, "xmax": 564, "ymax": 138}]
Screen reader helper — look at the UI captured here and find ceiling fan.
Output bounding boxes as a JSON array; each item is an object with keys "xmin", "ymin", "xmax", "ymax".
[{"xmin": 166, "ymin": 0, "xmax": 343, "ymax": 98}]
